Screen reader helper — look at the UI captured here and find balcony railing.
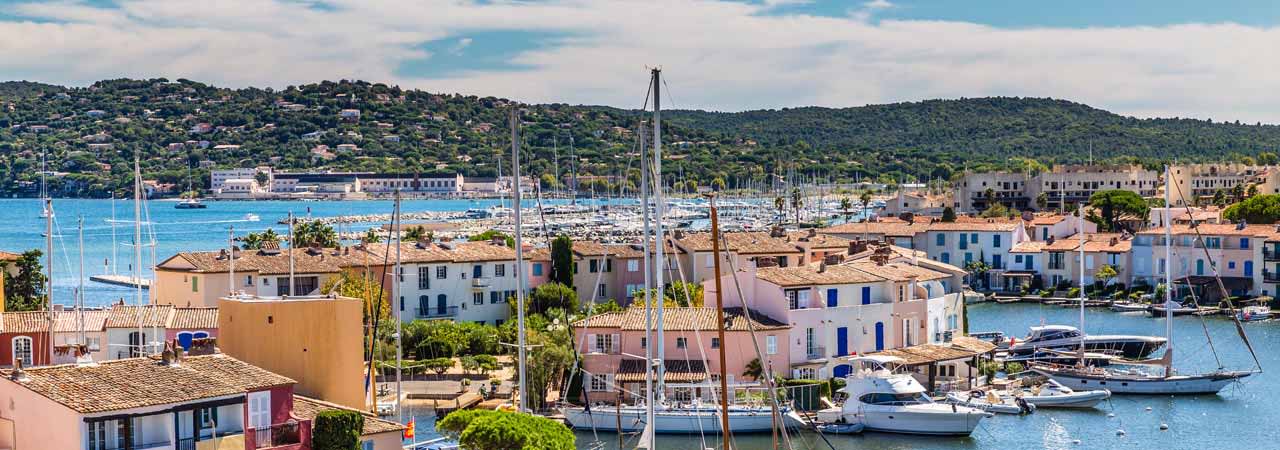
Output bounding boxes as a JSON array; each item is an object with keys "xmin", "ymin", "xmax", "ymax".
[
  {"xmin": 806, "ymin": 346, "xmax": 826, "ymax": 360},
  {"xmin": 472, "ymin": 278, "xmax": 491, "ymax": 288},
  {"xmin": 1265, "ymin": 270, "xmax": 1280, "ymax": 283},
  {"xmin": 1266, "ymin": 249, "xmax": 1280, "ymax": 262},
  {"xmin": 415, "ymin": 306, "xmax": 459, "ymax": 318},
  {"xmin": 250, "ymin": 420, "xmax": 305, "ymax": 449}
]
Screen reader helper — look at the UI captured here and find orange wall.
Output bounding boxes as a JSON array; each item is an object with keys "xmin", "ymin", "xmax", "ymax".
[{"xmin": 218, "ymin": 296, "xmax": 366, "ymax": 410}]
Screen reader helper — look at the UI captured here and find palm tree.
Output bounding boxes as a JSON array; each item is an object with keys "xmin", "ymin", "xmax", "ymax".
[
  {"xmin": 859, "ymin": 191, "xmax": 873, "ymax": 241},
  {"xmin": 840, "ymin": 197, "xmax": 853, "ymax": 223},
  {"xmin": 404, "ymin": 225, "xmax": 426, "ymax": 242},
  {"xmin": 293, "ymin": 220, "xmax": 338, "ymax": 247},
  {"xmin": 790, "ymin": 188, "xmax": 803, "ymax": 224},
  {"xmin": 240, "ymin": 232, "xmax": 263, "ymax": 250},
  {"xmin": 773, "ymin": 196, "xmax": 785, "ymax": 225},
  {"xmin": 743, "ymin": 357, "xmax": 763, "ymax": 381},
  {"xmin": 363, "ymin": 228, "xmax": 382, "ymax": 243}
]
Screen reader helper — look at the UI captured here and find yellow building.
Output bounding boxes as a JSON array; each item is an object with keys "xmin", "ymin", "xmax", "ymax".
[
  {"xmin": 217, "ymin": 294, "xmax": 366, "ymax": 410},
  {"xmin": 154, "ymin": 245, "xmax": 381, "ymax": 307}
]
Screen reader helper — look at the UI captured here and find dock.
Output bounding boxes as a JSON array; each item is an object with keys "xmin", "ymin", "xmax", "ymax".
[{"xmin": 88, "ymin": 274, "xmax": 151, "ymax": 289}]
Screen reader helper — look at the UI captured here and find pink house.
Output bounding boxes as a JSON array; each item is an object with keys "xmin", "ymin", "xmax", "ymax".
[
  {"xmin": 573, "ymin": 307, "xmax": 790, "ymax": 404},
  {"xmin": 0, "ymin": 352, "xmax": 310, "ymax": 450}
]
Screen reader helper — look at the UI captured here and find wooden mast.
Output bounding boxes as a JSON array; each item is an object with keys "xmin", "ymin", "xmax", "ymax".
[{"xmin": 708, "ymin": 192, "xmax": 730, "ymax": 447}]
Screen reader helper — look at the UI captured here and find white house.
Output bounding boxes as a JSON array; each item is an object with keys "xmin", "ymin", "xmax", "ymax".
[{"xmin": 394, "ymin": 240, "xmax": 525, "ymax": 326}]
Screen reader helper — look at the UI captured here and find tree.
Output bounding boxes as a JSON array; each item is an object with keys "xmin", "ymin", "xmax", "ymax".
[
  {"xmin": 439, "ymin": 410, "xmax": 575, "ymax": 450},
  {"xmin": 292, "ymin": 220, "xmax": 338, "ymax": 247},
  {"xmin": 2, "ymin": 250, "xmax": 45, "ymax": 312},
  {"xmin": 743, "ymin": 357, "xmax": 764, "ymax": 381},
  {"xmin": 1259, "ymin": 152, "xmax": 1279, "ymax": 165},
  {"xmin": 404, "ymin": 225, "xmax": 427, "ymax": 242},
  {"xmin": 1248, "ymin": 184, "xmax": 1260, "ymax": 198},
  {"xmin": 586, "ymin": 299, "xmax": 624, "ymax": 315},
  {"xmin": 362, "ymin": 228, "xmax": 382, "ymax": 243},
  {"xmin": 526, "ymin": 282, "xmax": 579, "ymax": 316},
  {"xmin": 254, "ymin": 171, "xmax": 270, "ymax": 186},
  {"xmin": 941, "ymin": 206, "xmax": 957, "ymax": 222},
  {"xmin": 1222, "ymin": 194, "xmax": 1280, "ymax": 223},
  {"xmin": 964, "ymin": 259, "xmax": 992, "ymax": 290},
  {"xmin": 550, "ymin": 235, "xmax": 574, "ymax": 286},
  {"xmin": 469, "ymin": 229, "xmax": 513, "ymax": 247},
  {"xmin": 1035, "ymin": 192, "xmax": 1049, "ymax": 211},
  {"xmin": 460, "ymin": 355, "xmax": 480, "ymax": 374},
  {"xmin": 840, "ymin": 197, "xmax": 853, "ymax": 223},
  {"xmin": 312, "ymin": 410, "xmax": 364, "ymax": 450},
  {"xmin": 666, "ymin": 280, "xmax": 704, "ymax": 307},
  {"xmin": 790, "ymin": 188, "xmax": 803, "ymax": 224},
  {"xmin": 979, "ymin": 201, "xmax": 1009, "ymax": 218},
  {"xmin": 1087, "ymin": 190, "xmax": 1149, "ymax": 232},
  {"xmin": 1095, "ymin": 264, "xmax": 1118, "ymax": 291},
  {"xmin": 474, "ymin": 354, "xmax": 500, "ymax": 375},
  {"xmin": 711, "ymin": 176, "xmax": 726, "ymax": 191},
  {"xmin": 425, "ymin": 357, "xmax": 455, "ymax": 376},
  {"xmin": 860, "ymin": 191, "xmax": 872, "ymax": 216},
  {"xmin": 1232, "ymin": 184, "xmax": 1246, "ymax": 203},
  {"xmin": 773, "ymin": 196, "xmax": 785, "ymax": 225},
  {"xmin": 320, "ymin": 270, "xmax": 389, "ymax": 326}
]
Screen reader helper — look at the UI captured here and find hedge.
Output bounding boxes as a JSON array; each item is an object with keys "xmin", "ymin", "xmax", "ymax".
[{"xmin": 313, "ymin": 410, "xmax": 365, "ymax": 450}]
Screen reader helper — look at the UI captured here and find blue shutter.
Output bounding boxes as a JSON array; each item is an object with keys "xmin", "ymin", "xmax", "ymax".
[
  {"xmin": 827, "ymin": 289, "xmax": 838, "ymax": 307},
  {"xmin": 861, "ymin": 286, "xmax": 871, "ymax": 305},
  {"xmin": 1245, "ymin": 261, "xmax": 1254, "ymax": 276}
]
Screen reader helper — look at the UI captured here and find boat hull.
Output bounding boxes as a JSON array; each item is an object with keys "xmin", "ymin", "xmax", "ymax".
[
  {"xmin": 852, "ymin": 407, "xmax": 988, "ymax": 436},
  {"xmin": 561, "ymin": 406, "xmax": 799, "ymax": 433},
  {"xmin": 1010, "ymin": 337, "xmax": 1164, "ymax": 359},
  {"xmin": 1020, "ymin": 390, "xmax": 1111, "ymax": 408},
  {"xmin": 1036, "ymin": 369, "xmax": 1251, "ymax": 395}
]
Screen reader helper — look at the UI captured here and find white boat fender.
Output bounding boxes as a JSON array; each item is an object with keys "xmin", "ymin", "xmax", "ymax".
[
  {"xmin": 1072, "ymin": 439, "xmax": 1082, "ymax": 445},
  {"xmin": 1116, "ymin": 429, "xmax": 1126, "ymax": 436},
  {"xmin": 1159, "ymin": 423, "xmax": 1169, "ymax": 430},
  {"xmin": 1107, "ymin": 413, "xmax": 1115, "ymax": 418},
  {"xmin": 1145, "ymin": 406, "xmax": 1152, "ymax": 411}
]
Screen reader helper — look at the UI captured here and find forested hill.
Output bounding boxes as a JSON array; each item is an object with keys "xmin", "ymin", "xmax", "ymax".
[
  {"xmin": 661, "ymin": 97, "xmax": 1280, "ymax": 170},
  {"xmin": 2, "ymin": 78, "xmax": 1279, "ymax": 199}
]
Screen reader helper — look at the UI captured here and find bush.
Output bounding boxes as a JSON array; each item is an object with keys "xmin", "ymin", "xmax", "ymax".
[
  {"xmin": 1066, "ymin": 287, "xmax": 1081, "ymax": 298},
  {"xmin": 425, "ymin": 357, "xmax": 455, "ymax": 376},
  {"xmin": 1039, "ymin": 289, "xmax": 1053, "ymax": 298},
  {"xmin": 439, "ymin": 409, "xmax": 575, "ymax": 450},
  {"xmin": 312, "ymin": 410, "xmax": 364, "ymax": 450},
  {"xmin": 1004, "ymin": 362, "xmax": 1026, "ymax": 374},
  {"xmin": 978, "ymin": 360, "xmax": 1002, "ymax": 379}
]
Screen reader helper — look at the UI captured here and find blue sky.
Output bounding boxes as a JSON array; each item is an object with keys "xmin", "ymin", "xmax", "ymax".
[{"xmin": 2, "ymin": 0, "xmax": 1280, "ymax": 122}]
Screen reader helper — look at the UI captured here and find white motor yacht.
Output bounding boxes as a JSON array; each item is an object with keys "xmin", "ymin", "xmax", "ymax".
[
  {"xmin": 829, "ymin": 356, "xmax": 990, "ymax": 436},
  {"xmin": 1008, "ymin": 325, "xmax": 1166, "ymax": 359}
]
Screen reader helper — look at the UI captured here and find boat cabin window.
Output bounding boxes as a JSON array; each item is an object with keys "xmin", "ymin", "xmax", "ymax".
[{"xmin": 858, "ymin": 392, "xmax": 929, "ymax": 405}]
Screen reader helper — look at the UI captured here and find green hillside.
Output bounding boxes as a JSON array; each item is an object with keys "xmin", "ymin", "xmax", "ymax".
[{"xmin": 1, "ymin": 79, "xmax": 1277, "ymax": 198}]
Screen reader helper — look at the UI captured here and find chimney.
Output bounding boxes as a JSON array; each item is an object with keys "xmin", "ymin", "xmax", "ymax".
[
  {"xmin": 770, "ymin": 227, "xmax": 785, "ymax": 238},
  {"xmin": 1109, "ymin": 237, "xmax": 1119, "ymax": 246},
  {"xmin": 818, "ymin": 262, "xmax": 828, "ymax": 273},
  {"xmin": 160, "ymin": 343, "xmax": 176, "ymax": 366},
  {"xmin": 824, "ymin": 254, "xmax": 843, "ymax": 265},
  {"xmin": 9, "ymin": 360, "xmax": 27, "ymax": 382},
  {"xmin": 808, "ymin": 228, "xmax": 817, "ymax": 238},
  {"xmin": 1047, "ymin": 236, "xmax": 1056, "ymax": 245},
  {"xmin": 673, "ymin": 230, "xmax": 686, "ymax": 240},
  {"xmin": 491, "ymin": 236, "xmax": 505, "ymax": 246}
]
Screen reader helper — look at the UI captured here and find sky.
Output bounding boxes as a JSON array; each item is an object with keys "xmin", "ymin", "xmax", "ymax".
[{"xmin": 2, "ymin": 0, "xmax": 1280, "ymax": 122}]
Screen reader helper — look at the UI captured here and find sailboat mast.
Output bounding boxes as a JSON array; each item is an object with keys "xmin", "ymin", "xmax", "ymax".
[
  {"xmin": 393, "ymin": 191, "xmax": 404, "ymax": 421},
  {"xmin": 1163, "ymin": 166, "xmax": 1174, "ymax": 375},
  {"xmin": 511, "ymin": 108, "xmax": 530, "ymax": 413},
  {"xmin": 709, "ymin": 194, "xmax": 730, "ymax": 445},
  {"xmin": 652, "ymin": 68, "xmax": 667, "ymax": 392},
  {"xmin": 287, "ymin": 212, "xmax": 295, "ymax": 294},
  {"xmin": 78, "ymin": 216, "xmax": 85, "ymax": 351},
  {"xmin": 111, "ymin": 194, "xmax": 117, "ymax": 274},
  {"xmin": 228, "ymin": 226, "xmax": 235, "ymax": 295},
  {"xmin": 639, "ymin": 117, "xmax": 656, "ymax": 447},
  {"xmin": 1077, "ymin": 214, "xmax": 1086, "ymax": 365},
  {"xmin": 133, "ymin": 157, "xmax": 145, "ymax": 355}
]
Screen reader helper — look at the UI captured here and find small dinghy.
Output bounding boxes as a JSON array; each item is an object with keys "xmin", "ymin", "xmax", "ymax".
[
  {"xmin": 1014, "ymin": 380, "xmax": 1111, "ymax": 409},
  {"xmin": 1149, "ymin": 301, "xmax": 1199, "ymax": 317},
  {"xmin": 816, "ymin": 422, "xmax": 865, "ymax": 434},
  {"xmin": 1110, "ymin": 302, "xmax": 1150, "ymax": 313},
  {"xmin": 945, "ymin": 390, "xmax": 1035, "ymax": 415},
  {"xmin": 1237, "ymin": 305, "xmax": 1272, "ymax": 322}
]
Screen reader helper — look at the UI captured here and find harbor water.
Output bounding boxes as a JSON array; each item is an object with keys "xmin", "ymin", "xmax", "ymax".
[{"xmin": 573, "ymin": 302, "xmax": 1273, "ymax": 449}]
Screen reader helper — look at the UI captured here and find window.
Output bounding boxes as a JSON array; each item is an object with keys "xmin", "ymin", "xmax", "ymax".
[
  {"xmin": 436, "ymin": 266, "xmax": 448, "ymax": 279},
  {"xmin": 1245, "ymin": 261, "xmax": 1254, "ymax": 277},
  {"xmin": 418, "ymin": 267, "xmax": 430, "ymax": 289},
  {"xmin": 490, "ymin": 291, "xmax": 499, "ymax": 304},
  {"xmin": 993, "ymin": 234, "xmax": 1002, "ymax": 248},
  {"xmin": 935, "ymin": 234, "xmax": 945, "ymax": 246},
  {"xmin": 786, "ymin": 289, "xmax": 810, "ymax": 309},
  {"xmin": 1229, "ymin": 261, "xmax": 1236, "ymax": 270},
  {"xmin": 940, "ymin": 252, "xmax": 950, "ymax": 264},
  {"xmin": 532, "ymin": 263, "xmax": 544, "ymax": 276},
  {"xmin": 589, "ymin": 374, "xmax": 609, "ymax": 391},
  {"xmin": 589, "ymin": 260, "xmax": 599, "ymax": 273},
  {"xmin": 766, "ymin": 335, "xmax": 778, "ymax": 355},
  {"xmin": 605, "ymin": 259, "xmax": 613, "ymax": 272},
  {"xmin": 861, "ymin": 286, "xmax": 872, "ymax": 305},
  {"xmin": 473, "ymin": 265, "xmax": 483, "ymax": 278},
  {"xmin": 598, "ymin": 284, "xmax": 607, "ymax": 298},
  {"xmin": 594, "ymin": 334, "xmax": 617, "ymax": 353},
  {"xmin": 705, "ymin": 254, "xmax": 715, "ymax": 268},
  {"xmin": 12, "ymin": 336, "xmax": 32, "ymax": 367},
  {"xmin": 640, "ymin": 337, "xmax": 647, "ymax": 348},
  {"xmin": 711, "ymin": 338, "xmax": 720, "ymax": 349},
  {"xmin": 244, "ymin": 275, "xmax": 253, "ymax": 286},
  {"xmin": 263, "ymin": 277, "xmax": 270, "ymax": 286},
  {"xmin": 362, "ymin": 440, "xmax": 375, "ymax": 450},
  {"xmin": 198, "ymin": 407, "xmax": 218, "ymax": 428},
  {"xmin": 676, "ymin": 337, "xmax": 688, "ymax": 349},
  {"xmin": 970, "ymin": 233, "xmax": 978, "ymax": 244},
  {"xmin": 1242, "ymin": 238, "xmax": 1251, "ymax": 249},
  {"xmin": 247, "ymin": 391, "xmax": 271, "ymax": 432},
  {"xmin": 627, "ymin": 260, "xmax": 640, "ymax": 272},
  {"xmin": 87, "ymin": 337, "xmax": 101, "ymax": 351},
  {"xmin": 495, "ymin": 263, "xmax": 506, "ymax": 277},
  {"xmin": 474, "ymin": 292, "xmax": 484, "ymax": 305}
]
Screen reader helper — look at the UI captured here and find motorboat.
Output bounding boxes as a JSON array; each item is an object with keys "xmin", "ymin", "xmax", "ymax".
[
  {"xmin": 1237, "ymin": 305, "xmax": 1271, "ymax": 322},
  {"xmin": 1032, "ymin": 364, "xmax": 1251, "ymax": 395},
  {"xmin": 1148, "ymin": 301, "xmax": 1199, "ymax": 317},
  {"xmin": 174, "ymin": 197, "xmax": 207, "ymax": 209},
  {"xmin": 560, "ymin": 402, "xmax": 805, "ymax": 433},
  {"xmin": 1012, "ymin": 380, "xmax": 1110, "ymax": 409},
  {"xmin": 1008, "ymin": 325, "xmax": 1166, "ymax": 359},
  {"xmin": 815, "ymin": 422, "xmax": 864, "ymax": 434},
  {"xmin": 829, "ymin": 356, "xmax": 990, "ymax": 436},
  {"xmin": 243, "ymin": 213, "xmax": 261, "ymax": 222},
  {"xmin": 1004, "ymin": 348, "xmax": 1118, "ymax": 367},
  {"xmin": 1109, "ymin": 302, "xmax": 1150, "ymax": 313},
  {"xmin": 944, "ymin": 391, "xmax": 1034, "ymax": 415}
]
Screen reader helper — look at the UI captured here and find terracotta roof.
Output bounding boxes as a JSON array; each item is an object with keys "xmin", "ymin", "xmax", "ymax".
[
  {"xmin": 822, "ymin": 221, "xmax": 930, "ymax": 237},
  {"xmin": 673, "ymin": 232, "xmax": 801, "ymax": 255},
  {"xmin": 170, "ymin": 307, "xmax": 219, "ymax": 329},
  {"xmin": 615, "ymin": 359, "xmax": 708, "ymax": 383},
  {"xmin": 0, "ymin": 251, "xmax": 20, "ymax": 261},
  {"xmin": 292, "ymin": 395, "xmax": 404, "ymax": 436},
  {"xmin": 786, "ymin": 231, "xmax": 852, "ymax": 250},
  {"xmin": 574, "ymin": 307, "xmax": 787, "ymax": 332},
  {"xmin": 1009, "ymin": 241, "xmax": 1047, "ymax": 253},
  {"xmin": 1045, "ymin": 233, "xmax": 1131, "ymax": 253},
  {"xmin": 51, "ymin": 310, "xmax": 111, "ymax": 333},
  {"xmin": 1027, "ymin": 215, "xmax": 1070, "ymax": 226},
  {"xmin": 867, "ymin": 336, "xmax": 996, "ymax": 366},
  {"xmin": 845, "ymin": 260, "xmax": 950, "ymax": 282},
  {"xmin": 159, "ymin": 248, "xmax": 347, "ymax": 275},
  {"xmin": 2, "ymin": 312, "xmax": 50, "ymax": 334},
  {"xmin": 924, "ymin": 221, "xmax": 1021, "ymax": 232},
  {"xmin": 1137, "ymin": 223, "xmax": 1275, "ymax": 237},
  {"xmin": 756, "ymin": 265, "xmax": 885, "ymax": 287},
  {"xmin": 105, "ymin": 305, "xmax": 174, "ymax": 328},
  {"xmin": 1, "ymin": 354, "xmax": 294, "ymax": 414}
]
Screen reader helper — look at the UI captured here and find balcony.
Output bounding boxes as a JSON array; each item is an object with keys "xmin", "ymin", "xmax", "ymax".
[
  {"xmin": 416, "ymin": 306, "xmax": 459, "ymax": 318},
  {"xmin": 805, "ymin": 346, "xmax": 826, "ymax": 360},
  {"xmin": 1265, "ymin": 270, "xmax": 1280, "ymax": 283},
  {"xmin": 472, "ymin": 278, "xmax": 491, "ymax": 288},
  {"xmin": 1266, "ymin": 249, "xmax": 1280, "ymax": 262},
  {"xmin": 247, "ymin": 419, "xmax": 309, "ymax": 450}
]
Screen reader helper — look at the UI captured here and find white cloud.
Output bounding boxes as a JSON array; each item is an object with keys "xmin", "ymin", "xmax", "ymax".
[
  {"xmin": 1, "ymin": 0, "xmax": 1278, "ymax": 123},
  {"xmin": 450, "ymin": 38, "xmax": 473, "ymax": 56}
]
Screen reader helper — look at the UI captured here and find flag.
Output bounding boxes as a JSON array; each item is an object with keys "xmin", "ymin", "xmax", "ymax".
[{"xmin": 404, "ymin": 417, "xmax": 416, "ymax": 440}]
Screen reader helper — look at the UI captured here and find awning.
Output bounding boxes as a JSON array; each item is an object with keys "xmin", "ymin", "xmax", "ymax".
[
  {"xmin": 1001, "ymin": 271, "xmax": 1036, "ymax": 278},
  {"xmin": 615, "ymin": 359, "xmax": 708, "ymax": 383},
  {"xmin": 1174, "ymin": 276, "xmax": 1251, "ymax": 290},
  {"xmin": 866, "ymin": 336, "xmax": 996, "ymax": 366}
]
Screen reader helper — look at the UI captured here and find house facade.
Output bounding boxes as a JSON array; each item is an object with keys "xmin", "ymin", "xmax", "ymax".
[{"xmin": 392, "ymin": 239, "xmax": 524, "ymax": 326}]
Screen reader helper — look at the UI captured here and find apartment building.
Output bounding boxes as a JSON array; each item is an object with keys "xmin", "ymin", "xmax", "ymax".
[
  {"xmin": 821, "ymin": 218, "xmax": 931, "ymax": 248},
  {"xmin": 1132, "ymin": 223, "xmax": 1269, "ymax": 301},
  {"xmin": 955, "ymin": 165, "xmax": 1161, "ymax": 212},
  {"xmin": 668, "ymin": 231, "xmax": 803, "ymax": 285},
  {"xmin": 920, "ymin": 220, "xmax": 1029, "ymax": 288},
  {"xmin": 392, "ymin": 239, "xmax": 525, "ymax": 325},
  {"xmin": 1037, "ymin": 233, "xmax": 1133, "ymax": 289},
  {"xmin": 1, "ymin": 306, "xmax": 218, "ymax": 368},
  {"xmin": 572, "ymin": 307, "xmax": 790, "ymax": 404},
  {"xmin": 0, "ymin": 353, "xmax": 307, "ymax": 450},
  {"xmin": 154, "ymin": 245, "xmax": 368, "ymax": 307},
  {"xmin": 1166, "ymin": 163, "xmax": 1265, "ymax": 206}
]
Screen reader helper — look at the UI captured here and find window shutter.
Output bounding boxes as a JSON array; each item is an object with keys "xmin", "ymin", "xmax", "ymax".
[
  {"xmin": 611, "ymin": 333, "xmax": 621, "ymax": 353},
  {"xmin": 586, "ymin": 333, "xmax": 596, "ymax": 353}
]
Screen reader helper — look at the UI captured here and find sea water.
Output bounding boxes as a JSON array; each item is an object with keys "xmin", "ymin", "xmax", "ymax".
[{"xmin": 573, "ymin": 302, "xmax": 1273, "ymax": 449}]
